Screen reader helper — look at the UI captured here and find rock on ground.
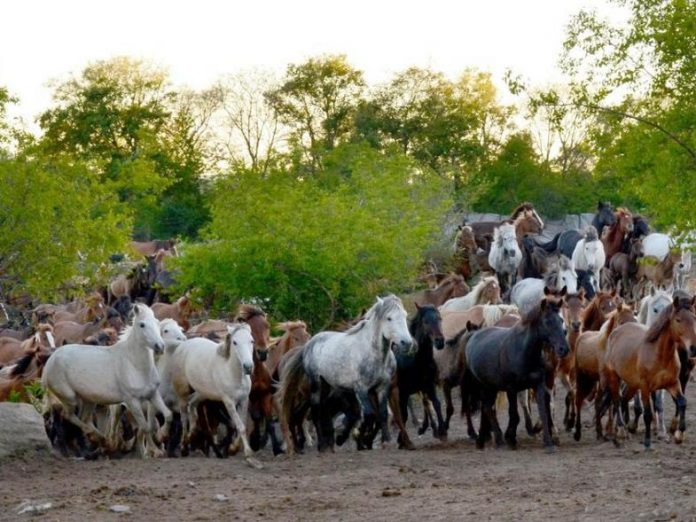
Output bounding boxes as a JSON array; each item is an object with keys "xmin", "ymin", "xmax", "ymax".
[{"xmin": 0, "ymin": 403, "xmax": 50, "ymax": 459}]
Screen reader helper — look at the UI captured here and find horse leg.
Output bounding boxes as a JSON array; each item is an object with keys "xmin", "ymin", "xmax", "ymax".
[
  {"xmin": 535, "ymin": 382, "xmax": 554, "ymax": 451},
  {"xmin": 123, "ymin": 397, "xmax": 155, "ymax": 458},
  {"xmin": 149, "ymin": 391, "xmax": 172, "ymax": 446},
  {"xmin": 408, "ymin": 396, "xmax": 421, "ymax": 429},
  {"xmin": 391, "ymin": 385, "xmax": 414, "ymax": 450},
  {"xmin": 442, "ymin": 383, "xmax": 454, "ymax": 433},
  {"xmin": 518, "ymin": 390, "xmax": 536, "ymax": 436},
  {"xmin": 667, "ymin": 383, "xmax": 687, "ymax": 445},
  {"xmin": 336, "ymin": 394, "xmax": 360, "ymax": 447},
  {"xmin": 424, "ymin": 383, "xmax": 447, "ymax": 441},
  {"xmin": 308, "ymin": 377, "xmax": 329, "ymax": 452},
  {"xmin": 484, "ymin": 393, "xmax": 504, "ymax": 448},
  {"xmin": 476, "ymin": 394, "xmax": 492, "ymax": 450},
  {"xmin": 223, "ymin": 396, "xmax": 261, "ymax": 468},
  {"xmin": 505, "ymin": 390, "xmax": 520, "ymax": 449},
  {"xmin": 460, "ymin": 380, "xmax": 478, "ymax": 440},
  {"xmin": 626, "ymin": 388, "xmax": 640, "ymax": 434},
  {"xmin": 639, "ymin": 388, "xmax": 654, "ymax": 450},
  {"xmin": 376, "ymin": 382, "xmax": 392, "ymax": 446}
]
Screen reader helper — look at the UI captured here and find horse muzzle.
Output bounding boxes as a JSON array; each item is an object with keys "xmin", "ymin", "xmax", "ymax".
[
  {"xmin": 555, "ymin": 341, "xmax": 570, "ymax": 359},
  {"xmin": 571, "ymin": 321, "xmax": 581, "ymax": 333},
  {"xmin": 256, "ymin": 349, "xmax": 268, "ymax": 362},
  {"xmin": 243, "ymin": 362, "xmax": 254, "ymax": 375},
  {"xmin": 434, "ymin": 337, "xmax": 445, "ymax": 350},
  {"xmin": 505, "ymin": 249, "xmax": 517, "ymax": 258},
  {"xmin": 153, "ymin": 342, "xmax": 165, "ymax": 355}
]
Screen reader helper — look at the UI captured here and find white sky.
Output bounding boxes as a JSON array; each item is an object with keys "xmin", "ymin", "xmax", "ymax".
[{"xmin": 1, "ymin": 0, "xmax": 618, "ymax": 125}]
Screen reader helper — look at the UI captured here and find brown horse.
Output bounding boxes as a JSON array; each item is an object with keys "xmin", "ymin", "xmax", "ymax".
[
  {"xmin": 53, "ymin": 318, "xmax": 110, "ymax": 346},
  {"xmin": 267, "ymin": 321, "xmax": 311, "ymax": 380},
  {"xmin": 0, "ymin": 343, "xmax": 53, "ymax": 402},
  {"xmin": 573, "ymin": 303, "xmax": 636, "ymax": 441},
  {"xmin": 600, "ymin": 297, "xmax": 696, "ymax": 449},
  {"xmin": 152, "ymin": 294, "xmax": 194, "ymax": 330},
  {"xmin": 581, "ymin": 289, "xmax": 619, "ymax": 331},
  {"xmin": 235, "ymin": 305, "xmax": 284, "ymax": 455},
  {"xmin": 130, "ymin": 239, "xmax": 177, "ymax": 257},
  {"xmin": 453, "ymin": 225, "xmax": 489, "ymax": 277},
  {"xmin": 186, "ymin": 319, "xmax": 231, "ymax": 340},
  {"xmin": 0, "ymin": 324, "xmax": 55, "ymax": 365},
  {"xmin": 470, "ymin": 203, "xmax": 544, "ymax": 249},
  {"xmin": 557, "ymin": 290, "xmax": 586, "ymax": 431},
  {"xmin": 602, "ymin": 208, "xmax": 633, "ymax": 265},
  {"xmin": 53, "ymin": 293, "xmax": 105, "ymax": 324},
  {"xmin": 413, "ymin": 274, "xmax": 469, "ymax": 308},
  {"xmin": 637, "ymin": 250, "xmax": 683, "ymax": 292}
]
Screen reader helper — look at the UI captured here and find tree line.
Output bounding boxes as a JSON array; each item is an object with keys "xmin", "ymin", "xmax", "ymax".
[{"xmin": 1, "ymin": 0, "xmax": 694, "ymax": 328}]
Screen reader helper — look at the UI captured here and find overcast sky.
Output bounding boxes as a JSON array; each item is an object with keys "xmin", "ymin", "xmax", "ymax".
[{"xmin": 1, "ymin": 0, "xmax": 619, "ymax": 124}]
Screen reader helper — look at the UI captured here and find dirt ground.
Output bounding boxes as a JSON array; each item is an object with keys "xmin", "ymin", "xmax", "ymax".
[{"xmin": 3, "ymin": 387, "xmax": 696, "ymax": 522}]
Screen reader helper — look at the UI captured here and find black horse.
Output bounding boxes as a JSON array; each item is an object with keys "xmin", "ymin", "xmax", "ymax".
[
  {"xmin": 534, "ymin": 230, "xmax": 583, "ymax": 259},
  {"xmin": 462, "ymin": 291, "xmax": 569, "ymax": 451},
  {"xmin": 592, "ymin": 201, "xmax": 616, "ymax": 236},
  {"xmin": 392, "ymin": 304, "xmax": 446, "ymax": 448}
]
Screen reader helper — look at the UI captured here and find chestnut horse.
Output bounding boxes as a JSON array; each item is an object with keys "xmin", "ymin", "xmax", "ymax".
[
  {"xmin": 152, "ymin": 294, "xmax": 194, "ymax": 330},
  {"xmin": 573, "ymin": 303, "xmax": 636, "ymax": 441},
  {"xmin": 469, "ymin": 203, "xmax": 544, "ymax": 250},
  {"xmin": 599, "ymin": 297, "xmax": 696, "ymax": 449},
  {"xmin": 267, "ymin": 321, "xmax": 311, "ymax": 380},
  {"xmin": 413, "ymin": 274, "xmax": 469, "ymax": 308},
  {"xmin": 601, "ymin": 208, "xmax": 633, "ymax": 265},
  {"xmin": 0, "ymin": 324, "xmax": 55, "ymax": 365}
]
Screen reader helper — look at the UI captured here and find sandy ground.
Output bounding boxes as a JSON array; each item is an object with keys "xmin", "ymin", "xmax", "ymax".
[{"xmin": 3, "ymin": 389, "xmax": 696, "ymax": 522}]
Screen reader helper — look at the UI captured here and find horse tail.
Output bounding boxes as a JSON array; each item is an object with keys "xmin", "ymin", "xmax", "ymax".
[
  {"xmin": 278, "ymin": 345, "xmax": 309, "ymax": 453},
  {"xmin": 594, "ymin": 386, "xmax": 612, "ymax": 423},
  {"xmin": 534, "ymin": 232, "xmax": 561, "ymax": 253}
]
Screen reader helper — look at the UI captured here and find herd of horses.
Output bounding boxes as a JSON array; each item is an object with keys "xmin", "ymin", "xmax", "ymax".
[{"xmin": 1, "ymin": 202, "xmax": 696, "ymax": 467}]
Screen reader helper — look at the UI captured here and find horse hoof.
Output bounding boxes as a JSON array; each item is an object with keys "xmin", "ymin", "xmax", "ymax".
[
  {"xmin": 573, "ymin": 431, "xmax": 581, "ymax": 442},
  {"xmin": 644, "ymin": 444, "xmax": 653, "ymax": 452},
  {"xmin": 544, "ymin": 445, "xmax": 556, "ymax": 454},
  {"xmin": 674, "ymin": 430, "xmax": 684, "ymax": 444},
  {"xmin": 246, "ymin": 457, "xmax": 263, "ymax": 469}
]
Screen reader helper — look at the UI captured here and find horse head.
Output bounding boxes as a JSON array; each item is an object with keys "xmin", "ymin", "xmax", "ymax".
[
  {"xmin": 563, "ymin": 289, "xmax": 586, "ymax": 333},
  {"xmin": 236, "ymin": 304, "xmax": 271, "ymax": 362},
  {"xmin": 596, "ymin": 201, "xmax": 616, "ymax": 228},
  {"xmin": 132, "ymin": 304, "xmax": 165, "ymax": 354},
  {"xmin": 373, "ymin": 295, "xmax": 413, "ymax": 356},
  {"xmin": 220, "ymin": 323, "xmax": 254, "ymax": 375},
  {"xmin": 616, "ymin": 208, "xmax": 634, "ymax": 234},
  {"xmin": 549, "ymin": 256, "xmax": 578, "ymax": 295},
  {"xmin": 413, "ymin": 303, "xmax": 445, "ymax": 350},
  {"xmin": 160, "ymin": 318, "xmax": 187, "ymax": 350},
  {"xmin": 538, "ymin": 289, "xmax": 570, "ymax": 358},
  {"xmin": 495, "ymin": 224, "xmax": 519, "ymax": 259}
]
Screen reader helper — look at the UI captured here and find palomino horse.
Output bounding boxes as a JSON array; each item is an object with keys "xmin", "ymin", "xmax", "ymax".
[
  {"xmin": 602, "ymin": 208, "xmax": 633, "ymax": 265},
  {"xmin": 42, "ymin": 304, "xmax": 168, "ymax": 457},
  {"xmin": 488, "ymin": 223, "xmax": 522, "ymax": 296},
  {"xmin": 413, "ymin": 274, "xmax": 469, "ymax": 308},
  {"xmin": 390, "ymin": 304, "xmax": 446, "ymax": 449},
  {"xmin": 592, "ymin": 201, "xmax": 617, "ymax": 237},
  {"xmin": 574, "ymin": 304, "xmax": 636, "ymax": 441},
  {"xmin": 169, "ymin": 323, "xmax": 261, "ymax": 468},
  {"xmin": 267, "ymin": 321, "xmax": 311, "ymax": 380},
  {"xmin": 600, "ymin": 297, "xmax": 696, "ymax": 449},
  {"xmin": 441, "ymin": 304, "xmax": 519, "ymax": 339},
  {"xmin": 439, "ymin": 276, "xmax": 501, "ymax": 313},
  {"xmin": 469, "ymin": 203, "xmax": 544, "ymax": 249},
  {"xmin": 462, "ymin": 291, "xmax": 569, "ymax": 451},
  {"xmin": 281, "ymin": 295, "xmax": 412, "ymax": 452},
  {"xmin": 152, "ymin": 294, "xmax": 194, "ymax": 331}
]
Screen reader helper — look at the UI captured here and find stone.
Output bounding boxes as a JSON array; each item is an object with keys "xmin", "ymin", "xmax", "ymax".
[{"xmin": 0, "ymin": 403, "xmax": 51, "ymax": 460}]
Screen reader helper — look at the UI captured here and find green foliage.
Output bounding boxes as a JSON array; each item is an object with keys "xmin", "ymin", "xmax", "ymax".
[
  {"xmin": 0, "ymin": 153, "xmax": 129, "ymax": 300},
  {"xmin": 175, "ymin": 143, "xmax": 450, "ymax": 330}
]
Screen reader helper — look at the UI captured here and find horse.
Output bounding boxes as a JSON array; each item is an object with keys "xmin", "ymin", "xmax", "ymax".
[
  {"xmin": 488, "ymin": 223, "xmax": 522, "ymax": 295},
  {"xmin": 637, "ymin": 250, "xmax": 683, "ymax": 292},
  {"xmin": 53, "ymin": 293, "xmax": 105, "ymax": 324},
  {"xmin": 439, "ymin": 276, "xmax": 501, "ymax": 313},
  {"xmin": 675, "ymin": 251, "xmax": 692, "ymax": 290},
  {"xmin": 130, "ymin": 239, "xmax": 178, "ymax": 258},
  {"xmin": 390, "ymin": 304, "xmax": 446, "ymax": 450},
  {"xmin": 267, "ymin": 321, "xmax": 311, "ymax": 380},
  {"xmin": 602, "ymin": 208, "xmax": 634, "ymax": 265},
  {"xmin": 42, "ymin": 304, "xmax": 168, "ymax": 457},
  {"xmin": 441, "ymin": 304, "xmax": 519, "ymax": 339},
  {"xmin": 462, "ymin": 291, "xmax": 569, "ymax": 451},
  {"xmin": 152, "ymin": 294, "xmax": 194, "ymax": 331},
  {"xmin": 638, "ymin": 289, "xmax": 672, "ymax": 326},
  {"xmin": 469, "ymin": 203, "xmax": 544, "ymax": 249},
  {"xmin": 557, "ymin": 291, "xmax": 586, "ymax": 431},
  {"xmin": 592, "ymin": 201, "xmax": 617, "ymax": 237},
  {"xmin": 576, "ymin": 270, "xmax": 597, "ymax": 300},
  {"xmin": 600, "ymin": 297, "xmax": 696, "ymax": 449},
  {"xmin": 581, "ymin": 289, "xmax": 619, "ymax": 331},
  {"xmin": 571, "ymin": 226, "xmax": 605, "ymax": 291},
  {"xmin": 169, "ymin": 323, "xmax": 261, "ymax": 467},
  {"xmin": 453, "ymin": 225, "xmax": 487, "ymax": 278},
  {"xmin": 187, "ymin": 319, "xmax": 231, "ymax": 340},
  {"xmin": 280, "ymin": 295, "xmax": 412, "ymax": 452},
  {"xmin": 519, "ymin": 235, "xmax": 555, "ymax": 279},
  {"xmin": 0, "ymin": 342, "xmax": 53, "ymax": 402},
  {"xmin": 510, "ymin": 255, "xmax": 577, "ymax": 316},
  {"xmin": 0, "ymin": 324, "xmax": 55, "ymax": 365},
  {"xmin": 608, "ymin": 237, "xmax": 643, "ymax": 299},
  {"xmin": 641, "ymin": 232, "xmax": 673, "ymax": 261},
  {"xmin": 413, "ymin": 274, "xmax": 469, "ymax": 308},
  {"xmin": 573, "ymin": 304, "xmax": 636, "ymax": 441}
]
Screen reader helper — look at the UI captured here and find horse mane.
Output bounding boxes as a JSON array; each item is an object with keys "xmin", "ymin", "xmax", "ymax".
[
  {"xmin": 481, "ymin": 304, "xmax": 518, "ymax": 326},
  {"xmin": 468, "ymin": 277, "xmax": 498, "ymax": 305},
  {"xmin": 585, "ymin": 225, "xmax": 599, "ymax": 242},
  {"xmin": 345, "ymin": 295, "xmax": 403, "ymax": 337},
  {"xmin": 582, "ymin": 294, "xmax": 606, "ymax": 330},
  {"xmin": 645, "ymin": 304, "xmax": 674, "ymax": 343},
  {"xmin": 7, "ymin": 350, "xmax": 38, "ymax": 378},
  {"xmin": 235, "ymin": 304, "xmax": 266, "ymax": 321},
  {"xmin": 510, "ymin": 202, "xmax": 535, "ymax": 219}
]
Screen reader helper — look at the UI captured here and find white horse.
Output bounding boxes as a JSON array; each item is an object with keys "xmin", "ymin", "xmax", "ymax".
[
  {"xmin": 510, "ymin": 256, "xmax": 578, "ymax": 316},
  {"xmin": 642, "ymin": 233, "xmax": 672, "ymax": 261},
  {"xmin": 439, "ymin": 276, "xmax": 501, "ymax": 313},
  {"xmin": 281, "ymin": 295, "xmax": 412, "ymax": 452},
  {"xmin": 169, "ymin": 323, "xmax": 259, "ymax": 467},
  {"xmin": 571, "ymin": 226, "xmax": 605, "ymax": 292},
  {"xmin": 488, "ymin": 223, "xmax": 522, "ymax": 294},
  {"xmin": 42, "ymin": 304, "xmax": 167, "ymax": 456}
]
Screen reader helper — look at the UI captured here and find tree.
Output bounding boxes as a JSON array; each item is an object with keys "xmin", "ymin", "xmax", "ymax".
[
  {"xmin": 175, "ymin": 143, "xmax": 450, "ymax": 330},
  {"xmin": 265, "ymin": 55, "xmax": 365, "ymax": 172}
]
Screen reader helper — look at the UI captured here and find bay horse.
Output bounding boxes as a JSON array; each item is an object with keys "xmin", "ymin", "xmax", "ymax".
[
  {"xmin": 439, "ymin": 276, "xmax": 501, "ymax": 313},
  {"xmin": 592, "ymin": 201, "xmax": 616, "ymax": 237},
  {"xmin": 599, "ymin": 297, "xmax": 696, "ymax": 449},
  {"xmin": 390, "ymin": 304, "xmax": 446, "ymax": 449},
  {"xmin": 462, "ymin": 291, "xmax": 569, "ymax": 451},
  {"xmin": 235, "ymin": 304, "xmax": 284, "ymax": 455},
  {"xmin": 581, "ymin": 289, "xmax": 619, "ymax": 331},
  {"xmin": 469, "ymin": 203, "xmax": 544, "ymax": 249},
  {"xmin": 413, "ymin": 274, "xmax": 469, "ymax": 308},
  {"xmin": 574, "ymin": 304, "xmax": 636, "ymax": 441},
  {"xmin": 602, "ymin": 208, "xmax": 633, "ymax": 265},
  {"xmin": 267, "ymin": 321, "xmax": 311, "ymax": 380},
  {"xmin": 281, "ymin": 295, "xmax": 412, "ymax": 452}
]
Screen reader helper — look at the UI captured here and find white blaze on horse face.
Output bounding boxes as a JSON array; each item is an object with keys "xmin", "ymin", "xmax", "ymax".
[
  {"xmin": 45, "ymin": 330, "xmax": 55, "ymax": 349},
  {"xmin": 532, "ymin": 209, "xmax": 544, "ymax": 230},
  {"xmin": 229, "ymin": 324, "xmax": 254, "ymax": 374},
  {"xmin": 134, "ymin": 305, "xmax": 165, "ymax": 354}
]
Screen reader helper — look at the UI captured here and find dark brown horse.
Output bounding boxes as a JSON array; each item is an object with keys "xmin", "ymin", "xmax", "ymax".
[
  {"xmin": 602, "ymin": 208, "xmax": 633, "ymax": 265},
  {"xmin": 413, "ymin": 274, "xmax": 469, "ymax": 308},
  {"xmin": 469, "ymin": 203, "xmax": 544, "ymax": 250},
  {"xmin": 267, "ymin": 321, "xmax": 311, "ymax": 380}
]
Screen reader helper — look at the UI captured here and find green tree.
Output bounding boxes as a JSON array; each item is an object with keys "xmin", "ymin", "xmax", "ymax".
[
  {"xmin": 175, "ymin": 143, "xmax": 450, "ymax": 330},
  {"xmin": 265, "ymin": 55, "xmax": 365, "ymax": 173}
]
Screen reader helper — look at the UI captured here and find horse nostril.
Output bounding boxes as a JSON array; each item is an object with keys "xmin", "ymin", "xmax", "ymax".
[{"xmin": 243, "ymin": 363, "xmax": 253, "ymax": 375}]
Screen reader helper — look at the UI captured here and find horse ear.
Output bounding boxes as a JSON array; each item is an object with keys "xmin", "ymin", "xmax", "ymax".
[
  {"xmin": 543, "ymin": 286, "xmax": 551, "ymax": 296},
  {"xmin": 218, "ymin": 332, "xmax": 232, "ymax": 359},
  {"xmin": 673, "ymin": 296, "xmax": 682, "ymax": 309},
  {"xmin": 560, "ymin": 286, "xmax": 568, "ymax": 297},
  {"xmin": 597, "ymin": 201, "xmax": 603, "ymax": 209},
  {"xmin": 578, "ymin": 287, "xmax": 586, "ymax": 301},
  {"xmin": 414, "ymin": 302, "xmax": 422, "ymax": 311},
  {"xmin": 133, "ymin": 304, "xmax": 141, "ymax": 316}
]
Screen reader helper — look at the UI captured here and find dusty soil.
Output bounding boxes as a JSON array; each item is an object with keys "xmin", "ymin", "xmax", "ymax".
[{"xmin": 3, "ymin": 389, "xmax": 696, "ymax": 522}]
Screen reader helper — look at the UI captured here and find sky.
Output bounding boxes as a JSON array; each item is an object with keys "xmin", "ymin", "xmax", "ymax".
[{"xmin": 1, "ymin": 0, "xmax": 618, "ymax": 125}]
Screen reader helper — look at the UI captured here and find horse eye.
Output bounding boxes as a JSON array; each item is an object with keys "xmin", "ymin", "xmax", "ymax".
[
  {"xmin": 233, "ymin": 341, "xmax": 238, "ymax": 346},
  {"xmin": 164, "ymin": 329, "xmax": 169, "ymax": 333},
  {"xmin": 654, "ymin": 308, "xmax": 658, "ymax": 314},
  {"xmin": 387, "ymin": 317, "xmax": 392, "ymax": 321},
  {"xmin": 139, "ymin": 322, "xmax": 145, "ymax": 328}
]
